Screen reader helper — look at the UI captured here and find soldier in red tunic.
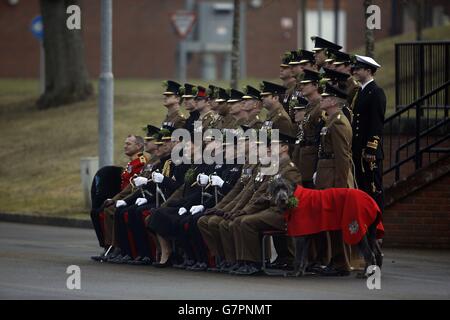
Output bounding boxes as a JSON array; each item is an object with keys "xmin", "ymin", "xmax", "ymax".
[{"xmin": 120, "ymin": 135, "xmax": 148, "ymax": 190}]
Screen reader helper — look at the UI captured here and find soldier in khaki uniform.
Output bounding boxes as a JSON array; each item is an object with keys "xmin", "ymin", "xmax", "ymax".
[
  {"xmin": 230, "ymin": 132, "xmax": 303, "ymax": 275},
  {"xmin": 315, "ymin": 83, "xmax": 354, "ymax": 189},
  {"xmin": 331, "ymin": 51, "xmax": 360, "ymax": 108},
  {"xmin": 213, "ymin": 87, "xmax": 236, "ymax": 129},
  {"xmin": 314, "ymin": 82, "xmax": 365, "ymax": 276},
  {"xmin": 297, "ymin": 69, "xmax": 325, "ymax": 188},
  {"xmin": 227, "ymin": 89, "xmax": 248, "ymax": 128},
  {"xmin": 290, "ymin": 96, "xmax": 309, "ymax": 170},
  {"xmin": 311, "ymin": 36, "xmax": 342, "ymax": 72},
  {"xmin": 260, "ymin": 81, "xmax": 296, "ymax": 136},
  {"xmin": 291, "ymin": 49, "xmax": 317, "ymax": 73},
  {"xmin": 242, "ymin": 85, "xmax": 263, "ymax": 129},
  {"xmin": 195, "ymin": 86, "xmax": 217, "ymax": 131},
  {"xmin": 180, "ymin": 83, "xmax": 200, "ymax": 135},
  {"xmin": 322, "ymin": 67, "xmax": 354, "ymax": 123},
  {"xmin": 279, "ymin": 51, "xmax": 296, "ymax": 118},
  {"xmin": 162, "ymin": 80, "xmax": 186, "ymax": 129},
  {"xmin": 205, "ymin": 136, "xmax": 269, "ymax": 271},
  {"xmin": 198, "ymin": 135, "xmax": 257, "ymax": 271}
]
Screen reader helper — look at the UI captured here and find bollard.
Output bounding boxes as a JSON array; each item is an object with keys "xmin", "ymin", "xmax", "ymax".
[{"xmin": 80, "ymin": 157, "xmax": 99, "ymax": 209}]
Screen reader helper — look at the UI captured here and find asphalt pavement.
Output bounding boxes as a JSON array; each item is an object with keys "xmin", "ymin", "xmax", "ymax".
[{"xmin": 0, "ymin": 222, "xmax": 449, "ymax": 300}]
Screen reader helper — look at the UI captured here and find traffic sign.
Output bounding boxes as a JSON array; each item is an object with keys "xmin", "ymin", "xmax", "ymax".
[
  {"xmin": 31, "ymin": 15, "xmax": 44, "ymax": 41},
  {"xmin": 170, "ymin": 11, "xmax": 196, "ymax": 39}
]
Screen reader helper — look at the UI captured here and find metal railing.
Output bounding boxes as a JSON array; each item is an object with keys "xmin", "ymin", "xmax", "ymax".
[
  {"xmin": 383, "ymin": 80, "xmax": 450, "ymax": 186},
  {"xmin": 383, "ymin": 41, "xmax": 450, "ymax": 187},
  {"xmin": 395, "ymin": 41, "xmax": 450, "ymax": 108}
]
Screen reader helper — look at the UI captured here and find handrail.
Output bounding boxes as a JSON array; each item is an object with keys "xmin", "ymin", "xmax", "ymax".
[
  {"xmin": 394, "ymin": 118, "xmax": 449, "ymax": 153},
  {"xmin": 385, "ymin": 80, "xmax": 450, "ymax": 123},
  {"xmin": 396, "ymin": 40, "xmax": 450, "ymax": 45},
  {"xmin": 384, "ymin": 133, "xmax": 450, "ymax": 175}
]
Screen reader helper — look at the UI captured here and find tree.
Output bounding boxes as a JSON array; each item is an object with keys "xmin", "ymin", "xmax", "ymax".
[
  {"xmin": 230, "ymin": 0, "xmax": 240, "ymax": 90},
  {"xmin": 37, "ymin": 0, "xmax": 93, "ymax": 109},
  {"xmin": 364, "ymin": 0, "xmax": 375, "ymax": 57}
]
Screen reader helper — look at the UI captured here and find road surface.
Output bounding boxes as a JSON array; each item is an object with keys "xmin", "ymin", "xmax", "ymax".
[{"xmin": 0, "ymin": 222, "xmax": 449, "ymax": 299}]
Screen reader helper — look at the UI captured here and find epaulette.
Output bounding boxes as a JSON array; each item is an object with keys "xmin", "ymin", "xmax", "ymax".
[{"xmin": 138, "ymin": 153, "xmax": 147, "ymax": 164}]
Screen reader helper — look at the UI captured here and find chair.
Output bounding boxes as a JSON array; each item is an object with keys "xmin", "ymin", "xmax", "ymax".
[{"xmin": 261, "ymin": 229, "xmax": 288, "ymax": 276}]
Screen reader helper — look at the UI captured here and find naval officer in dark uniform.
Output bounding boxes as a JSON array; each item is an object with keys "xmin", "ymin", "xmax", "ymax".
[{"xmin": 351, "ymin": 55, "xmax": 386, "ymax": 213}]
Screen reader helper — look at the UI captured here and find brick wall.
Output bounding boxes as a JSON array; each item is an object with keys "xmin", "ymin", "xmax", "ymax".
[
  {"xmin": 0, "ymin": 0, "xmax": 395, "ymax": 79},
  {"xmin": 1, "ymin": 0, "xmax": 449, "ymax": 79},
  {"xmin": 383, "ymin": 172, "xmax": 450, "ymax": 249}
]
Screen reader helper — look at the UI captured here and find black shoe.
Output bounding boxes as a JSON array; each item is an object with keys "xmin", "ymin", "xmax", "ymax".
[
  {"xmin": 267, "ymin": 258, "xmax": 291, "ymax": 270},
  {"xmin": 127, "ymin": 256, "xmax": 142, "ymax": 265},
  {"xmin": 187, "ymin": 262, "xmax": 208, "ymax": 271},
  {"xmin": 305, "ymin": 263, "xmax": 326, "ymax": 274},
  {"xmin": 107, "ymin": 254, "xmax": 123, "ymax": 263},
  {"xmin": 173, "ymin": 259, "xmax": 195, "ymax": 269},
  {"xmin": 103, "ymin": 247, "xmax": 122, "ymax": 262},
  {"xmin": 234, "ymin": 262, "xmax": 262, "ymax": 276},
  {"xmin": 320, "ymin": 266, "xmax": 350, "ymax": 277},
  {"xmin": 91, "ymin": 249, "xmax": 108, "ymax": 262},
  {"xmin": 208, "ymin": 260, "xmax": 227, "ymax": 272},
  {"xmin": 152, "ymin": 255, "xmax": 173, "ymax": 268},
  {"xmin": 110, "ymin": 254, "xmax": 132, "ymax": 264},
  {"xmin": 226, "ymin": 262, "xmax": 242, "ymax": 274},
  {"xmin": 129, "ymin": 256, "xmax": 153, "ymax": 265}
]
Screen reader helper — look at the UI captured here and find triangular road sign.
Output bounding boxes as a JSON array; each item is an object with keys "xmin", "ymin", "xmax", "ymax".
[{"xmin": 170, "ymin": 10, "xmax": 196, "ymax": 39}]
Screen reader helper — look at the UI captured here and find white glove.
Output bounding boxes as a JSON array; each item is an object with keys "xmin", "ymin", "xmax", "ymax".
[
  {"xmin": 135, "ymin": 197, "xmax": 148, "ymax": 206},
  {"xmin": 133, "ymin": 176, "xmax": 148, "ymax": 187},
  {"xmin": 210, "ymin": 175, "xmax": 224, "ymax": 188},
  {"xmin": 190, "ymin": 205, "xmax": 205, "ymax": 215},
  {"xmin": 197, "ymin": 173, "xmax": 209, "ymax": 186},
  {"xmin": 116, "ymin": 200, "xmax": 127, "ymax": 208},
  {"xmin": 152, "ymin": 172, "xmax": 164, "ymax": 184},
  {"xmin": 178, "ymin": 207, "xmax": 187, "ymax": 215},
  {"xmin": 312, "ymin": 172, "xmax": 317, "ymax": 186}
]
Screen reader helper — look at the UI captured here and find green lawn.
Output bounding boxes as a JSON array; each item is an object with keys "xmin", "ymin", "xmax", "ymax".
[{"xmin": 0, "ymin": 24, "xmax": 448, "ymax": 217}]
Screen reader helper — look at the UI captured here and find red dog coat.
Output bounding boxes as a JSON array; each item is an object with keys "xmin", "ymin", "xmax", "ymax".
[{"xmin": 285, "ymin": 186, "xmax": 384, "ymax": 245}]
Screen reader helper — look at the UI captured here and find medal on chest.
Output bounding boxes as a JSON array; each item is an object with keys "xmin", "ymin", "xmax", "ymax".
[{"xmin": 320, "ymin": 127, "xmax": 328, "ymax": 136}]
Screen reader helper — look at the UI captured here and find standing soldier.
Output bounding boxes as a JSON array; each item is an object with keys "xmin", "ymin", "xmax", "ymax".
[
  {"xmin": 279, "ymin": 51, "xmax": 296, "ymax": 118},
  {"xmin": 311, "ymin": 36, "xmax": 342, "ymax": 72},
  {"xmin": 162, "ymin": 80, "xmax": 186, "ymax": 129},
  {"xmin": 290, "ymin": 96, "xmax": 309, "ymax": 170},
  {"xmin": 330, "ymin": 51, "xmax": 360, "ymax": 107},
  {"xmin": 260, "ymin": 81, "xmax": 296, "ymax": 136},
  {"xmin": 297, "ymin": 69, "xmax": 324, "ymax": 188},
  {"xmin": 195, "ymin": 85, "xmax": 217, "ymax": 131},
  {"xmin": 242, "ymin": 85, "xmax": 264, "ymax": 129},
  {"xmin": 314, "ymin": 83, "xmax": 365, "ymax": 276},
  {"xmin": 290, "ymin": 49, "xmax": 317, "ymax": 75},
  {"xmin": 180, "ymin": 83, "xmax": 200, "ymax": 135},
  {"xmin": 351, "ymin": 55, "xmax": 386, "ymax": 213},
  {"xmin": 206, "ymin": 85, "xmax": 220, "ymax": 127},
  {"xmin": 315, "ymin": 83, "xmax": 354, "ymax": 189},
  {"xmin": 214, "ymin": 87, "xmax": 236, "ymax": 129},
  {"xmin": 322, "ymin": 67, "xmax": 354, "ymax": 123},
  {"xmin": 227, "ymin": 89, "xmax": 247, "ymax": 127}
]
